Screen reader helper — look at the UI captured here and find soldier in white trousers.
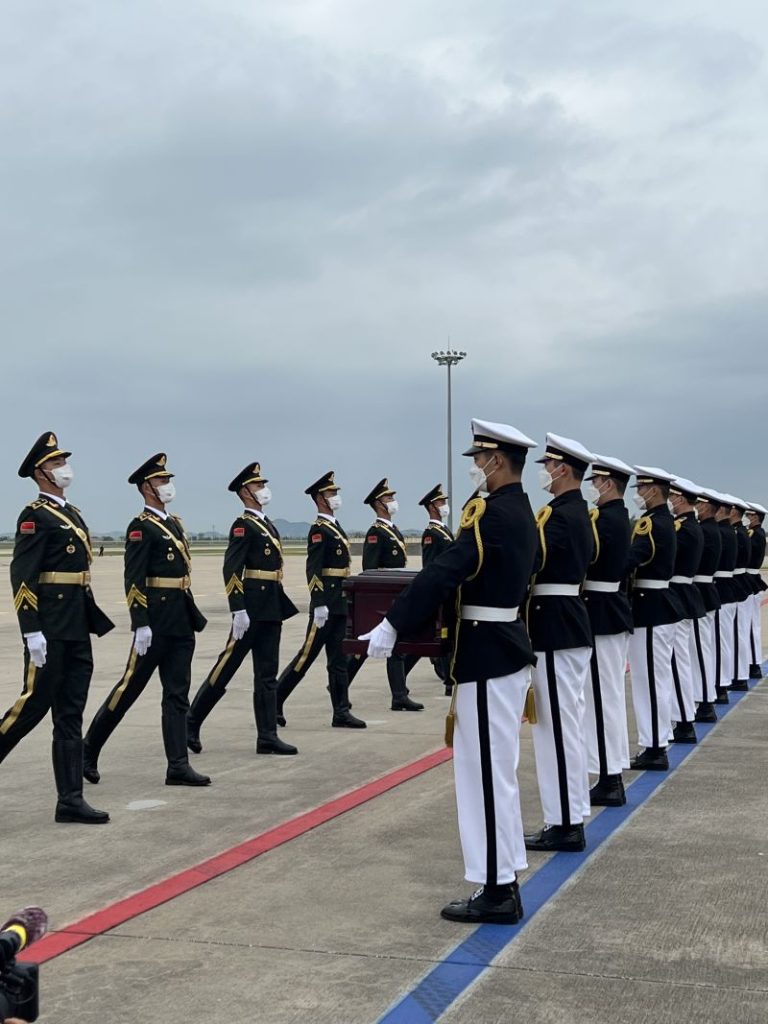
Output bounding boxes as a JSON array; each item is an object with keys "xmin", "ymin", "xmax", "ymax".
[
  {"xmin": 691, "ymin": 490, "xmax": 723, "ymax": 723},
  {"xmin": 746, "ymin": 502, "xmax": 766, "ymax": 678},
  {"xmin": 712, "ymin": 493, "xmax": 739, "ymax": 705},
  {"xmin": 729, "ymin": 496, "xmax": 753, "ymax": 691}
]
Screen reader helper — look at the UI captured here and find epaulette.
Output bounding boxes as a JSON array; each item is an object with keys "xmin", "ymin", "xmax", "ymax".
[
  {"xmin": 460, "ymin": 496, "xmax": 486, "ymax": 531},
  {"xmin": 632, "ymin": 515, "xmax": 653, "ymax": 539},
  {"xmin": 26, "ymin": 499, "xmax": 47, "ymax": 510},
  {"xmin": 138, "ymin": 511, "xmax": 160, "ymax": 523}
]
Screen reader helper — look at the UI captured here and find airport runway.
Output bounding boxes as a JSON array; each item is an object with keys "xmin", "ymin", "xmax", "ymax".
[{"xmin": 1, "ymin": 553, "xmax": 766, "ymax": 1023}]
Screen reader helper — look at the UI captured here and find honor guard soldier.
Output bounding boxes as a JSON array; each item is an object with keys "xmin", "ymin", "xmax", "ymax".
[
  {"xmin": 83, "ymin": 454, "xmax": 211, "ymax": 787},
  {"xmin": 746, "ymin": 502, "xmax": 766, "ymax": 678},
  {"xmin": 275, "ymin": 472, "xmax": 365, "ymax": 729},
  {"xmin": 346, "ymin": 480, "xmax": 424, "ymax": 712},
  {"xmin": 667, "ymin": 478, "xmax": 706, "ymax": 743},
  {"xmin": 582, "ymin": 455, "xmax": 634, "ymax": 807},
  {"xmin": 712, "ymin": 492, "xmax": 739, "ymax": 704},
  {"xmin": 690, "ymin": 489, "xmax": 723, "ymax": 722},
  {"xmin": 525, "ymin": 434, "xmax": 595, "ymax": 853},
  {"xmin": 186, "ymin": 463, "xmax": 299, "ymax": 756},
  {"xmin": 729, "ymin": 496, "xmax": 753, "ymax": 690},
  {"xmin": 625, "ymin": 467, "xmax": 684, "ymax": 771},
  {"xmin": 0, "ymin": 433, "xmax": 114, "ymax": 824},
  {"xmin": 359, "ymin": 420, "xmax": 539, "ymax": 924}
]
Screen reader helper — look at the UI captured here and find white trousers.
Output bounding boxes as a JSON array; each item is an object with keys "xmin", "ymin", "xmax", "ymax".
[
  {"xmin": 715, "ymin": 603, "xmax": 736, "ymax": 689},
  {"xmin": 531, "ymin": 647, "xmax": 591, "ymax": 827},
  {"xmin": 749, "ymin": 593, "xmax": 764, "ymax": 669},
  {"xmin": 671, "ymin": 620, "xmax": 697, "ymax": 724},
  {"xmin": 734, "ymin": 599, "xmax": 752, "ymax": 683},
  {"xmin": 690, "ymin": 611, "xmax": 717, "ymax": 703},
  {"xmin": 454, "ymin": 671, "xmax": 530, "ymax": 884},
  {"xmin": 628, "ymin": 624, "xmax": 676, "ymax": 749},
  {"xmin": 583, "ymin": 633, "xmax": 630, "ymax": 776}
]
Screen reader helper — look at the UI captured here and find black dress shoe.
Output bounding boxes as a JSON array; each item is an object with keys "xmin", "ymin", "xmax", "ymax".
[
  {"xmin": 524, "ymin": 824, "xmax": 585, "ymax": 852},
  {"xmin": 714, "ymin": 687, "xmax": 730, "ymax": 705},
  {"xmin": 629, "ymin": 747, "xmax": 669, "ymax": 771},
  {"xmin": 55, "ymin": 797, "xmax": 110, "ymax": 824},
  {"xmin": 276, "ymin": 713, "xmax": 287, "ymax": 728},
  {"xmin": 695, "ymin": 702, "xmax": 718, "ymax": 723},
  {"xmin": 331, "ymin": 711, "xmax": 367, "ymax": 728},
  {"xmin": 441, "ymin": 883, "xmax": 523, "ymax": 924},
  {"xmin": 391, "ymin": 696, "xmax": 424, "ymax": 711},
  {"xmin": 165, "ymin": 765, "xmax": 212, "ymax": 786},
  {"xmin": 187, "ymin": 723, "xmax": 202, "ymax": 755},
  {"xmin": 749, "ymin": 663, "xmax": 763, "ymax": 680},
  {"xmin": 590, "ymin": 774, "xmax": 626, "ymax": 807},
  {"xmin": 729, "ymin": 679, "xmax": 749, "ymax": 691},
  {"xmin": 256, "ymin": 737, "xmax": 298, "ymax": 755},
  {"xmin": 672, "ymin": 722, "xmax": 697, "ymax": 744}
]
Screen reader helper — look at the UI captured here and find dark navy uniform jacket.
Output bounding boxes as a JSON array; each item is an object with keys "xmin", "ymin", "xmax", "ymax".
[
  {"xmin": 671, "ymin": 511, "xmax": 705, "ymax": 620},
  {"xmin": 695, "ymin": 517, "xmax": 722, "ymax": 613},
  {"xmin": 715, "ymin": 520, "xmax": 738, "ymax": 606},
  {"xmin": 387, "ymin": 483, "xmax": 538, "ymax": 684},
  {"xmin": 363, "ymin": 518, "xmax": 408, "ymax": 570},
  {"xmin": 421, "ymin": 521, "xmax": 453, "ymax": 567},
  {"xmin": 526, "ymin": 490, "xmax": 593, "ymax": 652},
  {"xmin": 734, "ymin": 523, "xmax": 753, "ymax": 600},
  {"xmin": 306, "ymin": 515, "xmax": 352, "ymax": 616},
  {"xmin": 748, "ymin": 526, "xmax": 766, "ymax": 594},
  {"xmin": 222, "ymin": 511, "xmax": 298, "ymax": 622},
  {"xmin": 626, "ymin": 504, "xmax": 684, "ymax": 627},
  {"xmin": 582, "ymin": 498, "xmax": 633, "ymax": 637}
]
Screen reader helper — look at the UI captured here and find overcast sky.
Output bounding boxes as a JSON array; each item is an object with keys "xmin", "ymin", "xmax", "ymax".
[{"xmin": 1, "ymin": 0, "xmax": 766, "ymax": 533}]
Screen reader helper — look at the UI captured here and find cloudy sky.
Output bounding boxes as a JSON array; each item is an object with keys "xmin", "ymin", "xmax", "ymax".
[{"xmin": 1, "ymin": 0, "xmax": 766, "ymax": 533}]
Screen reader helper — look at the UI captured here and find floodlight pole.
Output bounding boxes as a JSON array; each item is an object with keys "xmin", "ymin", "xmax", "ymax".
[{"xmin": 430, "ymin": 349, "xmax": 467, "ymax": 533}]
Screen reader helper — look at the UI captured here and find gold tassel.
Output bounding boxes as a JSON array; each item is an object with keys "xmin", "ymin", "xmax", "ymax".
[
  {"xmin": 523, "ymin": 685, "xmax": 537, "ymax": 725},
  {"xmin": 444, "ymin": 686, "xmax": 458, "ymax": 747}
]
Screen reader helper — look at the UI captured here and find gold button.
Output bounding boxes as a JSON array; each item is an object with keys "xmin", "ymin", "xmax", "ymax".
[
  {"xmin": 58, "ymin": 593, "xmax": 64, "ymax": 600},
  {"xmin": 161, "ymin": 596, "xmax": 167, "ymax": 602},
  {"xmin": 472, "ymin": 621, "xmax": 478, "ymax": 627}
]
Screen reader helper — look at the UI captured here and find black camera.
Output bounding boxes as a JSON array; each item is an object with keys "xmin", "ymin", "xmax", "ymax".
[{"xmin": 0, "ymin": 907, "xmax": 47, "ymax": 1023}]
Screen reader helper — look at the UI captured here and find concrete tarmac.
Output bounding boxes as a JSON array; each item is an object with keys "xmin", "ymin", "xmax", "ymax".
[{"xmin": 0, "ymin": 552, "xmax": 765, "ymax": 1023}]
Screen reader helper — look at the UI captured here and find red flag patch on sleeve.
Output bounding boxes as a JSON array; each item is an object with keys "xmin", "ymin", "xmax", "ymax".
[
  {"xmin": 20, "ymin": 521, "xmax": 36, "ymax": 534},
  {"xmin": 233, "ymin": 527, "xmax": 246, "ymax": 537},
  {"xmin": 424, "ymin": 536, "xmax": 432, "ymax": 545},
  {"xmin": 128, "ymin": 530, "xmax": 143, "ymax": 542},
  {"xmin": 311, "ymin": 533, "xmax": 323, "ymax": 543},
  {"xmin": 367, "ymin": 535, "xmax": 378, "ymax": 544}
]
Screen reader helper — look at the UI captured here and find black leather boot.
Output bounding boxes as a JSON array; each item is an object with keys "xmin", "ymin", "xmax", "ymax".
[
  {"xmin": 329, "ymin": 677, "xmax": 366, "ymax": 728},
  {"xmin": 729, "ymin": 679, "xmax": 749, "ymax": 691},
  {"xmin": 186, "ymin": 680, "xmax": 227, "ymax": 754},
  {"xmin": 83, "ymin": 704, "xmax": 114, "ymax": 784},
  {"xmin": 254, "ymin": 690, "xmax": 298, "ymax": 754},
  {"xmin": 441, "ymin": 881, "xmax": 523, "ymax": 924},
  {"xmin": 714, "ymin": 686, "xmax": 730, "ymax": 705},
  {"xmin": 749, "ymin": 663, "xmax": 763, "ymax": 680},
  {"xmin": 53, "ymin": 740, "xmax": 110, "ymax": 824},
  {"xmin": 524, "ymin": 823, "xmax": 585, "ymax": 852},
  {"xmin": 629, "ymin": 747, "xmax": 669, "ymax": 771},
  {"xmin": 388, "ymin": 656, "xmax": 424, "ymax": 710},
  {"xmin": 695, "ymin": 702, "xmax": 718, "ymax": 723},
  {"xmin": 163, "ymin": 713, "xmax": 211, "ymax": 786},
  {"xmin": 672, "ymin": 721, "xmax": 697, "ymax": 743},
  {"xmin": 590, "ymin": 773, "xmax": 626, "ymax": 807}
]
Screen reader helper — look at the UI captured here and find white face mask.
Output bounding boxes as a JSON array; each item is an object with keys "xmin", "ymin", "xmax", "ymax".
[
  {"xmin": 155, "ymin": 481, "xmax": 176, "ymax": 505},
  {"xmin": 254, "ymin": 485, "xmax": 272, "ymax": 508},
  {"xmin": 50, "ymin": 462, "xmax": 74, "ymax": 489},
  {"xmin": 327, "ymin": 494, "xmax": 342, "ymax": 512},
  {"xmin": 586, "ymin": 483, "xmax": 602, "ymax": 505},
  {"xmin": 538, "ymin": 467, "xmax": 555, "ymax": 493},
  {"xmin": 633, "ymin": 492, "xmax": 647, "ymax": 511},
  {"xmin": 469, "ymin": 458, "xmax": 497, "ymax": 495},
  {"xmin": 385, "ymin": 499, "xmax": 399, "ymax": 516},
  {"xmin": 439, "ymin": 504, "xmax": 450, "ymax": 522}
]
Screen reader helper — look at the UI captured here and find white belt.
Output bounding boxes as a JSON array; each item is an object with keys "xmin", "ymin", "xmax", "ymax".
[
  {"xmin": 733, "ymin": 568, "xmax": 747, "ymax": 575},
  {"xmin": 460, "ymin": 605, "xmax": 519, "ymax": 622},
  {"xmin": 693, "ymin": 574, "xmax": 713, "ymax": 583},
  {"xmin": 670, "ymin": 575, "xmax": 694, "ymax": 584},
  {"xmin": 582, "ymin": 581, "xmax": 620, "ymax": 593},
  {"xmin": 747, "ymin": 568, "xmax": 760, "ymax": 575},
  {"xmin": 634, "ymin": 579, "xmax": 669, "ymax": 590},
  {"xmin": 714, "ymin": 571, "xmax": 733, "ymax": 578},
  {"xmin": 530, "ymin": 583, "xmax": 582, "ymax": 597}
]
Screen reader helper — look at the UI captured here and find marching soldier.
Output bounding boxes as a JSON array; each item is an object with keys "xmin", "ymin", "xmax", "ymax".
[
  {"xmin": 83, "ymin": 454, "xmax": 210, "ymax": 787},
  {"xmin": 712, "ymin": 492, "xmax": 738, "ymax": 704},
  {"xmin": 746, "ymin": 502, "xmax": 766, "ymax": 679},
  {"xmin": 359, "ymin": 420, "xmax": 539, "ymax": 924},
  {"xmin": 667, "ymin": 478, "xmax": 706, "ymax": 744},
  {"xmin": 729, "ymin": 496, "xmax": 753, "ymax": 691},
  {"xmin": 186, "ymin": 463, "xmax": 299, "ymax": 756},
  {"xmin": 0, "ymin": 432, "xmax": 113, "ymax": 824},
  {"xmin": 275, "ymin": 472, "xmax": 365, "ymax": 729},
  {"xmin": 346, "ymin": 480, "xmax": 424, "ymax": 711},
  {"xmin": 625, "ymin": 467, "xmax": 684, "ymax": 771},
  {"xmin": 525, "ymin": 434, "xmax": 595, "ymax": 853},
  {"xmin": 582, "ymin": 455, "xmax": 634, "ymax": 807},
  {"xmin": 691, "ymin": 489, "xmax": 723, "ymax": 722}
]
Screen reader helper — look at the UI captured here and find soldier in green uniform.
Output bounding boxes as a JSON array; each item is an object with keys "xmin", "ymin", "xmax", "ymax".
[
  {"xmin": 345, "ymin": 479, "xmax": 424, "ymax": 711},
  {"xmin": 275, "ymin": 472, "xmax": 366, "ymax": 729},
  {"xmin": 0, "ymin": 432, "xmax": 113, "ymax": 824},
  {"xmin": 186, "ymin": 462, "xmax": 298, "ymax": 756},
  {"xmin": 83, "ymin": 454, "xmax": 211, "ymax": 787}
]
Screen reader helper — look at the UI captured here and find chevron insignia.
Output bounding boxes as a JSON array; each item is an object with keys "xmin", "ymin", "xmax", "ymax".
[
  {"xmin": 13, "ymin": 583, "xmax": 38, "ymax": 612},
  {"xmin": 225, "ymin": 574, "xmax": 244, "ymax": 596},
  {"xmin": 125, "ymin": 584, "xmax": 148, "ymax": 608}
]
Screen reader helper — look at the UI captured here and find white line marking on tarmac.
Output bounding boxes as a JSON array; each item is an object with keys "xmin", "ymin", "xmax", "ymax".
[{"xmin": 126, "ymin": 799, "xmax": 167, "ymax": 811}]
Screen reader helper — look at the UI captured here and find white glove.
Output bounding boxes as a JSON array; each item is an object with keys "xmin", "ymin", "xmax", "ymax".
[
  {"xmin": 24, "ymin": 631, "xmax": 47, "ymax": 668},
  {"xmin": 232, "ymin": 609, "xmax": 251, "ymax": 640},
  {"xmin": 313, "ymin": 605, "xmax": 330, "ymax": 628},
  {"xmin": 358, "ymin": 618, "xmax": 397, "ymax": 659},
  {"xmin": 133, "ymin": 625, "xmax": 153, "ymax": 657}
]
